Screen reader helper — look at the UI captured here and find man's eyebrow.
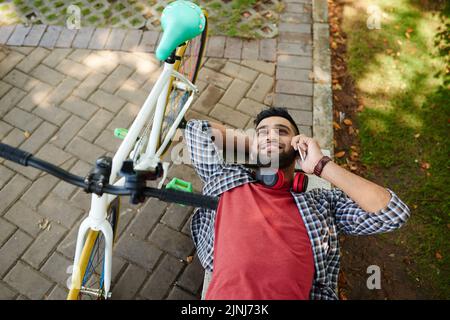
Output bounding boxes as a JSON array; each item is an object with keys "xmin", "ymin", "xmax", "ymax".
[{"xmin": 256, "ymin": 124, "xmax": 292, "ymax": 132}]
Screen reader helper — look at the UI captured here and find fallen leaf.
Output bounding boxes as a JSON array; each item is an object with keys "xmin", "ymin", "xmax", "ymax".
[
  {"xmin": 186, "ymin": 256, "xmax": 193, "ymax": 263},
  {"xmin": 397, "ymin": 40, "xmax": 403, "ymax": 46},
  {"xmin": 350, "ymin": 151, "xmax": 359, "ymax": 161},
  {"xmin": 406, "ymin": 27, "xmax": 414, "ymax": 33},
  {"xmin": 335, "ymin": 151, "xmax": 346, "ymax": 158},
  {"xmin": 24, "ymin": 131, "xmax": 31, "ymax": 138},
  {"xmin": 350, "ymin": 145, "xmax": 358, "ymax": 151},
  {"xmin": 331, "ymin": 41, "xmax": 338, "ymax": 49},
  {"xmin": 421, "ymin": 162, "xmax": 431, "ymax": 170},
  {"xmin": 349, "ymin": 163, "xmax": 358, "ymax": 171},
  {"xmin": 405, "ymin": 32, "xmax": 410, "ymax": 39},
  {"xmin": 357, "ymin": 104, "xmax": 364, "ymax": 112},
  {"xmin": 333, "ymin": 83, "xmax": 342, "ymax": 91},
  {"xmin": 414, "ymin": 133, "xmax": 420, "ymax": 138},
  {"xmin": 343, "ymin": 119, "xmax": 353, "ymax": 126},
  {"xmin": 333, "ymin": 121, "xmax": 341, "ymax": 130},
  {"xmin": 435, "ymin": 252, "xmax": 443, "ymax": 260},
  {"xmin": 348, "ymin": 126, "xmax": 355, "ymax": 135}
]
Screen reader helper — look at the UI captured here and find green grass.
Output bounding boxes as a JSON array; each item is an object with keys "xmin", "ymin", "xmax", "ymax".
[{"xmin": 343, "ymin": 0, "xmax": 449, "ymax": 298}]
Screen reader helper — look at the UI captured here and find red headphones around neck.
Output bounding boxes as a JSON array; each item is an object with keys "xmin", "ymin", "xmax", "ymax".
[{"xmin": 254, "ymin": 169, "xmax": 308, "ymax": 193}]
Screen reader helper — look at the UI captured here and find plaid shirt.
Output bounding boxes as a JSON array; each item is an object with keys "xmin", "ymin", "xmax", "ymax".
[{"xmin": 184, "ymin": 119, "xmax": 410, "ymax": 300}]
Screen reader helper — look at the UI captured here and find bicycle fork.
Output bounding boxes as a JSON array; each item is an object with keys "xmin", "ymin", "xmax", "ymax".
[{"xmin": 71, "ymin": 194, "xmax": 113, "ymax": 299}]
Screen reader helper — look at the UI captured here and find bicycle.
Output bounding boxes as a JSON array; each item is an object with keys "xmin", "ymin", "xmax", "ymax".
[{"xmin": 0, "ymin": 0, "xmax": 216, "ymax": 300}]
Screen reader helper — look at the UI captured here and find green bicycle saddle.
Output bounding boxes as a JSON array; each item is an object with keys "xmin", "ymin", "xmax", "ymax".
[{"xmin": 155, "ymin": 0, "xmax": 206, "ymax": 61}]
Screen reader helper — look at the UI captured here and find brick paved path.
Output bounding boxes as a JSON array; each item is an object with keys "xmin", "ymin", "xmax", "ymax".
[{"xmin": 0, "ymin": 0, "xmax": 332, "ymax": 300}]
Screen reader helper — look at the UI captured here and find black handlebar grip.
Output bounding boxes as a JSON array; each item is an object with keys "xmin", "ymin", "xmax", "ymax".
[
  {"xmin": 0, "ymin": 143, "xmax": 32, "ymax": 166},
  {"xmin": 159, "ymin": 189, "xmax": 219, "ymax": 210}
]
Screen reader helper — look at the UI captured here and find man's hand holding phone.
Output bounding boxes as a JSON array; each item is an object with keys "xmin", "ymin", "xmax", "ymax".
[{"xmin": 291, "ymin": 134, "xmax": 325, "ymax": 174}]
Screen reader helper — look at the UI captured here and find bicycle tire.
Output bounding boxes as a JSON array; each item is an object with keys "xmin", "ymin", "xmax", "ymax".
[{"xmin": 67, "ymin": 197, "xmax": 120, "ymax": 300}]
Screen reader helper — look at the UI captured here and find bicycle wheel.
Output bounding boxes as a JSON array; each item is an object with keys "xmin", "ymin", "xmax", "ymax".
[
  {"xmin": 67, "ymin": 197, "xmax": 120, "ymax": 300},
  {"xmin": 131, "ymin": 12, "xmax": 208, "ymax": 164}
]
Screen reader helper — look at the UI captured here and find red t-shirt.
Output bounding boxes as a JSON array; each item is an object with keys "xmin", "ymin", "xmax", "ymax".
[{"xmin": 205, "ymin": 179, "xmax": 315, "ymax": 300}]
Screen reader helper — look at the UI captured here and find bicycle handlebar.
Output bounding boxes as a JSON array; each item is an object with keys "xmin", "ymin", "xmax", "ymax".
[{"xmin": 0, "ymin": 142, "xmax": 219, "ymax": 210}]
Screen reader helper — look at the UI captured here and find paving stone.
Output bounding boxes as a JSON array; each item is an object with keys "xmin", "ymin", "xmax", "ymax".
[
  {"xmin": 224, "ymin": 37, "xmax": 242, "ymax": 60},
  {"xmin": 21, "ymin": 174, "xmax": 59, "ymax": 210},
  {"xmin": 67, "ymin": 48, "xmax": 91, "ymax": 63},
  {"xmin": 167, "ymin": 286, "xmax": 197, "ymax": 300},
  {"xmin": 0, "ymin": 280, "xmax": 17, "ymax": 299},
  {"xmin": 0, "ymin": 88, "xmax": 26, "ymax": 117},
  {"xmin": 72, "ymin": 27, "xmax": 95, "ymax": 49},
  {"xmin": 1, "ymin": 128, "xmax": 27, "ymax": 148},
  {"xmin": 0, "ymin": 50, "xmax": 25, "ymax": 78},
  {"xmin": 3, "ymin": 108, "xmax": 42, "ymax": 133},
  {"xmin": 192, "ymin": 85, "xmax": 225, "ymax": 114},
  {"xmin": 289, "ymin": 109, "xmax": 313, "ymax": 126},
  {"xmin": 3, "ymin": 69, "xmax": 33, "ymax": 90},
  {"xmin": 0, "ymin": 80, "xmax": 12, "ymax": 99},
  {"xmin": 221, "ymin": 62, "xmax": 258, "ymax": 83},
  {"xmin": 279, "ymin": 32, "xmax": 312, "ymax": 45},
  {"xmin": 100, "ymin": 64, "xmax": 134, "ymax": 94},
  {"xmin": 78, "ymin": 109, "xmax": 113, "ymax": 142},
  {"xmin": 241, "ymin": 40, "xmax": 259, "ymax": 60},
  {"xmin": 107, "ymin": 102, "xmax": 140, "ymax": 130},
  {"xmin": 84, "ymin": 51, "xmax": 121, "ymax": 75},
  {"xmin": 46, "ymin": 78, "xmax": 80, "ymax": 108},
  {"xmin": 277, "ymin": 55, "xmax": 313, "ymax": 69},
  {"xmin": 273, "ymin": 93, "xmax": 313, "ymax": 111},
  {"xmin": 246, "ymin": 73, "xmax": 274, "ymax": 103},
  {"xmin": 277, "ymin": 42, "xmax": 312, "ymax": 56},
  {"xmin": 72, "ymin": 72, "xmax": 106, "ymax": 99},
  {"xmin": 30, "ymin": 64, "xmax": 65, "ymax": 86},
  {"xmin": 46, "ymin": 285, "xmax": 68, "ymax": 300},
  {"xmin": 41, "ymin": 48, "xmax": 73, "ymax": 68},
  {"xmin": 60, "ymin": 96, "xmax": 99, "ymax": 120},
  {"xmin": 23, "ymin": 223, "xmax": 67, "ymax": 269},
  {"xmin": 161, "ymin": 204, "xmax": 193, "ymax": 231},
  {"xmin": 219, "ymin": 78, "xmax": 251, "ymax": 108},
  {"xmin": 88, "ymin": 90, "xmax": 126, "ymax": 113},
  {"xmin": 0, "ymin": 25, "xmax": 15, "ymax": 44},
  {"xmin": 206, "ymin": 36, "xmax": 225, "ymax": 58},
  {"xmin": 53, "ymin": 159, "xmax": 90, "ymax": 200},
  {"xmin": 40, "ymin": 26, "xmax": 63, "ymax": 48},
  {"xmin": 279, "ymin": 22, "xmax": 311, "ymax": 33},
  {"xmin": 116, "ymin": 82, "xmax": 148, "ymax": 106},
  {"xmin": 286, "ymin": 2, "xmax": 310, "ymax": 13},
  {"xmin": 12, "ymin": 46, "xmax": 34, "ymax": 55},
  {"xmin": 137, "ymin": 30, "xmax": 159, "ymax": 52},
  {"xmin": 66, "ymin": 136, "xmax": 106, "ymax": 164},
  {"xmin": 104, "ymin": 28, "xmax": 127, "ymax": 50},
  {"xmin": 55, "ymin": 28, "xmax": 77, "ymax": 48},
  {"xmin": 210, "ymin": 103, "xmax": 250, "ymax": 129},
  {"xmin": 236, "ymin": 98, "xmax": 267, "ymax": 117},
  {"xmin": 197, "ymin": 67, "xmax": 232, "ymax": 90},
  {"xmin": 241, "ymin": 60, "xmax": 275, "ymax": 76},
  {"xmin": 88, "ymin": 28, "xmax": 111, "ymax": 50},
  {"xmin": 298, "ymin": 125, "xmax": 312, "ymax": 136},
  {"xmin": 204, "ymin": 58, "xmax": 226, "ymax": 72},
  {"xmin": 0, "ymin": 217, "xmax": 16, "ymax": 247},
  {"xmin": 166, "ymin": 164, "xmax": 203, "ymax": 193},
  {"xmin": 17, "ymin": 81, "xmax": 53, "ymax": 111},
  {"xmin": 38, "ymin": 193, "xmax": 84, "ymax": 229},
  {"xmin": 276, "ymin": 66, "xmax": 312, "ymax": 82},
  {"xmin": 121, "ymin": 30, "xmax": 142, "ymax": 51},
  {"xmin": 4, "ymin": 261, "xmax": 53, "ymax": 300},
  {"xmin": 94, "ymin": 130, "xmax": 121, "ymax": 153},
  {"xmin": 259, "ymin": 38, "xmax": 277, "ymax": 62},
  {"xmin": 181, "ymin": 215, "xmax": 192, "ymax": 236},
  {"xmin": 148, "ymin": 223, "xmax": 194, "ymax": 259},
  {"xmin": 0, "ymin": 230, "xmax": 33, "ymax": 277},
  {"xmin": 111, "ymin": 264, "xmax": 147, "ymax": 300},
  {"xmin": 32, "ymin": 104, "xmax": 71, "ymax": 126},
  {"xmin": 140, "ymin": 254, "xmax": 184, "ymax": 299},
  {"xmin": 6, "ymin": 25, "xmax": 31, "ymax": 46},
  {"xmin": 115, "ymin": 233, "xmax": 162, "ymax": 271},
  {"xmin": 40, "ymin": 252, "xmax": 72, "ymax": 288},
  {"xmin": 55, "ymin": 59, "xmax": 91, "ymax": 81},
  {"xmin": 276, "ymin": 80, "xmax": 313, "ymax": 96},
  {"xmin": 280, "ymin": 12, "xmax": 312, "ymax": 24},
  {"xmin": 177, "ymin": 254, "xmax": 204, "ymax": 294},
  {"xmin": 18, "ymin": 121, "xmax": 58, "ymax": 154},
  {"xmin": 0, "ymin": 164, "xmax": 14, "ymax": 190},
  {"xmin": 126, "ymin": 198, "xmax": 166, "ymax": 239}
]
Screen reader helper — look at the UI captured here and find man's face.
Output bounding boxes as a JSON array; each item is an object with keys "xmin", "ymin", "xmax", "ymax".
[{"xmin": 254, "ymin": 116, "xmax": 298, "ymax": 168}]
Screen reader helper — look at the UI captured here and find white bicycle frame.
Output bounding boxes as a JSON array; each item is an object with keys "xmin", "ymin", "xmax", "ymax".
[{"xmin": 70, "ymin": 59, "xmax": 199, "ymax": 298}]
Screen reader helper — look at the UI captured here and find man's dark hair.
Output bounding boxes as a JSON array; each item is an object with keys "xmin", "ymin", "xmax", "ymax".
[{"xmin": 254, "ymin": 107, "xmax": 299, "ymax": 135}]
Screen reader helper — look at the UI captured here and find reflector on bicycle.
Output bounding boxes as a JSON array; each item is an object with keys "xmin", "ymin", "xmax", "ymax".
[{"xmin": 155, "ymin": 0, "xmax": 206, "ymax": 61}]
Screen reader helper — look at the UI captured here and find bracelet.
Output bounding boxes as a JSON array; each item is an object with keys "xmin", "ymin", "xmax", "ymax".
[{"xmin": 313, "ymin": 156, "xmax": 332, "ymax": 177}]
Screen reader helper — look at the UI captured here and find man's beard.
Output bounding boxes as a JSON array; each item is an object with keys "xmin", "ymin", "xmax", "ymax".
[{"xmin": 256, "ymin": 147, "xmax": 297, "ymax": 169}]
